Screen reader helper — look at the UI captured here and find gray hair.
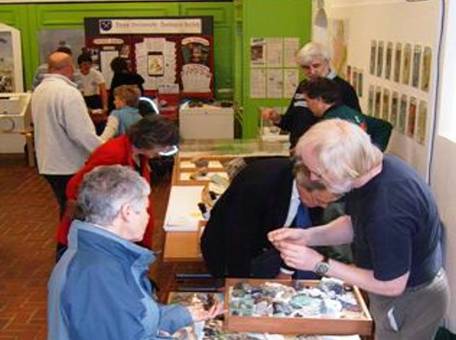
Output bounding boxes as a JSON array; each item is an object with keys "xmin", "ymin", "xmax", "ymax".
[
  {"xmin": 295, "ymin": 119, "xmax": 383, "ymax": 194},
  {"xmin": 296, "ymin": 42, "xmax": 330, "ymax": 66},
  {"xmin": 77, "ymin": 165, "xmax": 150, "ymax": 226}
]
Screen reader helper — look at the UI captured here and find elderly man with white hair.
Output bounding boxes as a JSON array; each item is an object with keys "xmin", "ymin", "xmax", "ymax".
[
  {"xmin": 48, "ymin": 165, "xmax": 222, "ymax": 340},
  {"xmin": 262, "ymin": 42, "xmax": 360, "ymax": 148},
  {"xmin": 269, "ymin": 119, "xmax": 449, "ymax": 340}
]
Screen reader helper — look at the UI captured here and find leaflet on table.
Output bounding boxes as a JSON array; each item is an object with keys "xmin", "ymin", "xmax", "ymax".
[{"xmin": 163, "ymin": 185, "xmax": 205, "ymax": 232}]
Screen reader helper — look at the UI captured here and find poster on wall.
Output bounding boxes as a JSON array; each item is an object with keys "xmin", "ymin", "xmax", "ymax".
[
  {"xmin": 251, "ymin": 38, "xmax": 266, "ymax": 67},
  {"xmin": 84, "ymin": 17, "xmax": 214, "ymax": 98},
  {"xmin": 250, "ymin": 68, "xmax": 266, "ymax": 98},
  {"xmin": 181, "ymin": 37, "xmax": 211, "ymax": 93},
  {"xmin": 266, "ymin": 68, "xmax": 283, "ymax": 98},
  {"xmin": 283, "ymin": 38, "xmax": 300, "ymax": 67},
  {"xmin": 284, "ymin": 69, "xmax": 299, "ymax": 98},
  {"xmin": 266, "ymin": 38, "xmax": 283, "ymax": 67}
]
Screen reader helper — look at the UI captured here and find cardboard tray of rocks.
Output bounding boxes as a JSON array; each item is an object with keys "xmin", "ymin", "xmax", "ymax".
[{"xmin": 224, "ymin": 278, "xmax": 372, "ymax": 336}]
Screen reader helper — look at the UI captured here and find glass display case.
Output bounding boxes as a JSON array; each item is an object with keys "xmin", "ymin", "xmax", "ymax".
[{"xmin": 0, "ymin": 24, "xmax": 23, "ymax": 93}]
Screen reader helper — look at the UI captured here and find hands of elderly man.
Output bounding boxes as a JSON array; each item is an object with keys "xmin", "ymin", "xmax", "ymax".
[
  {"xmin": 275, "ymin": 242, "xmax": 324, "ymax": 272},
  {"xmin": 187, "ymin": 301, "xmax": 225, "ymax": 322},
  {"xmin": 261, "ymin": 107, "xmax": 281, "ymax": 124},
  {"xmin": 268, "ymin": 228, "xmax": 309, "ymax": 247}
]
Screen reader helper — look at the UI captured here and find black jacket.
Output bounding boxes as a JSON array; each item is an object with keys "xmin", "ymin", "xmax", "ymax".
[
  {"xmin": 278, "ymin": 75, "xmax": 361, "ymax": 148},
  {"xmin": 200, "ymin": 158, "xmax": 322, "ymax": 278}
]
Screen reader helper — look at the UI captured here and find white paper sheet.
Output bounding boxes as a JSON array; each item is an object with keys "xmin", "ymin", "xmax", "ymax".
[
  {"xmin": 250, "ymin": 68, "xmax": 267, "ymax": 98},
  {"xmin": 163, "ymin": 186, "xmax": 204, "ymax": 232}
]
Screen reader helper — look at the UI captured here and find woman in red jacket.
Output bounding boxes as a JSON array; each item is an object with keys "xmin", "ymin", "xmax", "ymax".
[{"xmin": 56, "ymin": 115, "xmax": 179, "ymax": 259}]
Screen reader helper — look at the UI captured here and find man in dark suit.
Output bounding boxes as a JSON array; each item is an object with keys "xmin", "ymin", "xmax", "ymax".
[{"xmin": 200, "ymin": 157, "xmax": 340, "ymax": 278}]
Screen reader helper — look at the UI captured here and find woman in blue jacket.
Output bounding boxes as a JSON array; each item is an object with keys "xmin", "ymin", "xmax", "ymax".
[{"xmin": 48, "ymin": 165, "xmax": 222, "ymax": 340}]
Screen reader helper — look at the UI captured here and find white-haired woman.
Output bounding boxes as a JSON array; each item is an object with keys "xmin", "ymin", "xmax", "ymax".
[
  {"xmin": 269, "ymin": 119, "xmax": 449, "ymax": 340},
  {"xmin": 262, "ymin": 42, "xmax": 360, "ymax": 148},
  {"xmin": 48, "ymin": 165, "xmax": 222, "ymax": 340}
]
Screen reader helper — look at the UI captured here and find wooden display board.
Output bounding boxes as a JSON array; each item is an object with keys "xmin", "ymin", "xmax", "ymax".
[{"xmin": 224, "ymin": 278, "xmax": 372, "ymax": 336}]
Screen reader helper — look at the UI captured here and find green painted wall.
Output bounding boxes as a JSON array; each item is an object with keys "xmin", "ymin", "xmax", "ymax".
[
  {"xmin": 235, "ymin": 0, "xmax": 312, "ymax": 138},
  {"xmin": 0, "ymin": 2, "xmax": 233, "ymax": 93},
  {"xmin": 0, "ymin": 0, "xmax": 312, "ymax": 138}
]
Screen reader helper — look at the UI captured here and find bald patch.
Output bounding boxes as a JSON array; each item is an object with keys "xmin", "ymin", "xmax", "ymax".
[{"xmin": 48, "ymin": 52, "xmax": 73, "ymax": 73}]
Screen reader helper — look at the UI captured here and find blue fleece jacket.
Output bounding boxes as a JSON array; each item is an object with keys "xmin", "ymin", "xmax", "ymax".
[{"xmin": 48, "ymin": 220, "xmax": 192, "ymax": 340}]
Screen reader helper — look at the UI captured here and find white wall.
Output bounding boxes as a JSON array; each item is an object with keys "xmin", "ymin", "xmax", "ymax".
[
  {"xmin": 318, "ymin": 0, "xmax": 442, "ymax": 180},
  {"xmin": 320, "ymin": 0, "xmax": 455, "ymax": 332},
  {"xmin": 431, "ymin": 0, "xmax": 456, "ymax": 332}
]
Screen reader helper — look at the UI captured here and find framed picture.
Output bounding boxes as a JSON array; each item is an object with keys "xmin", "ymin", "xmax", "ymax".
[
  {"xmin": 385, "ymin": 42, "xmax": 393, "ymax": 80},
  {"xmin": 421, "ymin": 47, "xmax": 432, "ymax": 92},
  {"xmin": 376, "ymin": 41, "xmax": 384, "ymax": 78},
  {"xmin": 374, "ymin": 86, "xmax": 382, "ymax": 118},
  {"xmin": 382, "ymin": 88, "xmax": 390, "ymax": 121},
  {"xmin": 358, "ymin": 71, "xmax": 363, "ymax": 97},
  {"xmin": 402, "ymin": 43, "xmax": 412, "ymax": 85},
  {"xmin": 412, "ymin": 45, "xmax": 422, "ymax": 88},
  {"xmin": 398, "ymin": 94, "xmax": 407, "ymax": 134},
  {"xmin": 407, "ymin": 96, "xmax": 417, "ymax": 138},
  {"xmin": 369, "ymin": 40, "xmax": 377, "ymax": 75},
  {"xmin": 394, "ymin": 42, "xmax": 402, "ymax": 83},
  {"xmin": 368, "ymin": 85, "xmax": 374, "ymax": 116},
  {"xmin": 416, "ymin": 100, "xmax": 427, "ymax": 145},
  {"xmin": 390, "ymin": 91, "xmax": 399, "ymax": 127}
]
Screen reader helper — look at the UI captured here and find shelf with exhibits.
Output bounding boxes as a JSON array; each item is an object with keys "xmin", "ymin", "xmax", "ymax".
[
  {"xmin": 167, "ymin": 291, "xmax": 362, "ymax": 340},
  {"xmin": 224, "ymin": 278, "xmax": 372, "ymax": 336}
]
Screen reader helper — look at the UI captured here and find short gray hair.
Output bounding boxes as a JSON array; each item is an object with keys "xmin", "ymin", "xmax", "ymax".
[
  {"xmin": 296, "ymin": 42, "xmax": 330, "ymax": 66},
  {"xmin": 295, "ymin": 119, "xmax": 383, "ymax": 194},
  {"xmin": 77, "ymin": 165, "xmax": 150, "ymax": 226}
]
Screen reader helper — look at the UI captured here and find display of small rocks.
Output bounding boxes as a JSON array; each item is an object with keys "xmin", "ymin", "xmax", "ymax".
[{"xmin": 229, "ymin": 278, "xmax": 361, "ymax": 319}]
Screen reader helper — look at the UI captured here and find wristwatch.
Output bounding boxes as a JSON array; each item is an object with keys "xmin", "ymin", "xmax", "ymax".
[{"xmin": 314, "ymin": 255, "xmax": 330, "ymax": 276}]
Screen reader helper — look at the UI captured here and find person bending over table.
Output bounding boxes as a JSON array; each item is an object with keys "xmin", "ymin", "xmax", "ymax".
[
  {"xmin": 201, "ymin": 157, "xmax": 349, "ymax": 279},
  {"xmin": 261, "ymin": 42, "xmax": 360, "ymax": 148},
  {"xmin": 301, "ymin": 77, "xmax": 392, "ymax": 151},
  {"xmin": 56, "ymin": 115, "xmax": 179, "ymax": 261},
  {"xmin": 48, "ymin": 165, "xmax": 222, "ymax": 340},
  {"xmin": 269, "ymin": 119, "xmax": 449, "ymax": 340}
]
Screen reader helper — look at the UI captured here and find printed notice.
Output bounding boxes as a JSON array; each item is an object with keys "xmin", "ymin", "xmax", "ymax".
[{"xmin": 250, "ymin": 68, "xmax": 267, "ymax": 98}]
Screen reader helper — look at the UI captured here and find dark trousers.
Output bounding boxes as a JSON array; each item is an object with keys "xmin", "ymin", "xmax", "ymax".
[{"xmin": 43, "ymin": 174, "xmax": 73, "ymax": 218}]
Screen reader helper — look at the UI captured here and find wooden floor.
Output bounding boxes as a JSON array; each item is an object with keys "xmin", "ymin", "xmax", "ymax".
[{"xmin": 0, "ymin": 156, "xmax": 205, "ymax": 339}]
